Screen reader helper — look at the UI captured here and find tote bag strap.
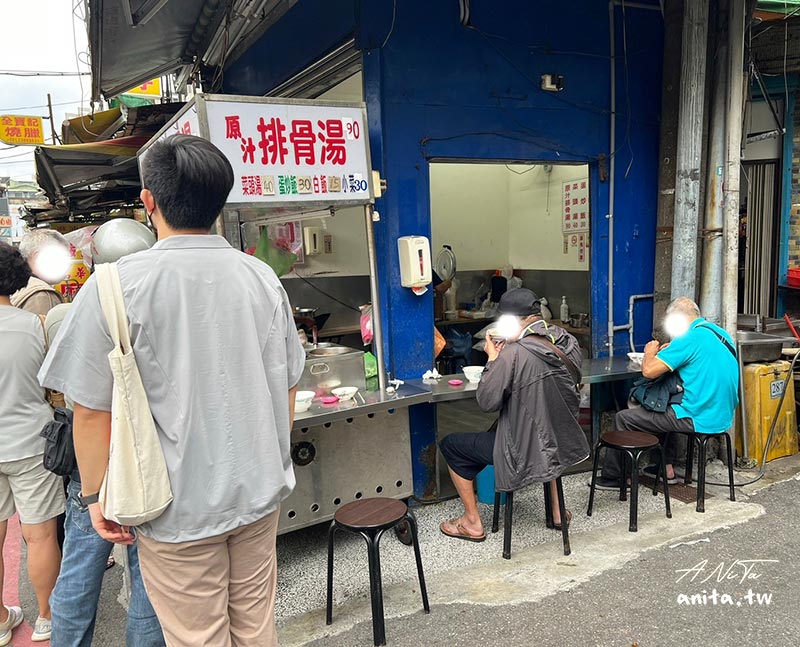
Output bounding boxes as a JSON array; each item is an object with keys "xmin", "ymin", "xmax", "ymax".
[{"xmin": 95, "ymin": 263, "xmax": 132, "ymax": 353}]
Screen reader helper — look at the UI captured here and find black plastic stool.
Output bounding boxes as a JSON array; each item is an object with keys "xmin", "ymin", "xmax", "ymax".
[
  {"xmin": 587, "ymin": 430, "xmax": 672, "ymax": 532},
  {"xmin": 678, "ymin": 430, "xmax": 736, "ymax": 513},
  {"xmin": 490, "ymin": 477, "xmax": 570, "ymax": 559},
  {"xmin": 326, "ymin": 498, "xmax": 430, "ymax": 646}
]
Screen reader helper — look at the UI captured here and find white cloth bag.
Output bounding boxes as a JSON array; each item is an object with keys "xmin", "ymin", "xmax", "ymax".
[{"xmin": 95, "ymin": 263, "xmax": 173, "ymax": 526}]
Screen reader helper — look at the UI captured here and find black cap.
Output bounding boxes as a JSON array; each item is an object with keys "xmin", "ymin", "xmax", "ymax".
[{"xmin": 497, "ymin": 288, "xmax": 541, "ymax": 317}]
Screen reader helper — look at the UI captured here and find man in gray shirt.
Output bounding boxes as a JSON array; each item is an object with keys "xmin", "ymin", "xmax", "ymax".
[{"xmin": 40, "ymin": 135, "xmax": 305, "ymax": 647}]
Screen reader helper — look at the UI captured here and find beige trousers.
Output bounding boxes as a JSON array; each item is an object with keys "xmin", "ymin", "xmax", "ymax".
[{"xmin": 137, "ymin": 511, "xmax": 280, "ymax": 647}]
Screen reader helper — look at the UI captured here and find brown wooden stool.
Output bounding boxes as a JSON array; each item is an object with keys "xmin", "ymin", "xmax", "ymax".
[
  {"xmin": 587, "ymin": 430, "xmax": 672, "ymax": 532},
  {"xmin": 326, "ymin": 498, "xmax": 430, "ymax": 646}
]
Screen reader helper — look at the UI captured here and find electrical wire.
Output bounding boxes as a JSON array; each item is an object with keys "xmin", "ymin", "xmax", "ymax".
[
  {"xmin": 0, "ymin": 99, "xmax": 83, "ymax": 112},
  {"xmin": 0, "ymin": 71, "xmax": 90, "ymax": 77},
  {"xmin": 620, "ymin": 0, "xmax": 635, "ymax": 179},
  {"xmin": 784, "ymin": 0, "xmax": 790, "ymax": 123},
  {"xmin": 290, "ymin": 271, "xmax": 362, "ymax": 312},
  {"xmin": 381, "ymin": 0, "xmax": 397, "ymax": 48}
]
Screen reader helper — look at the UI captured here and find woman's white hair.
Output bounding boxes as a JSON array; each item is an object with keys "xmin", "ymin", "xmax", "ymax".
[{"xmin": 18, "ymin": 229, "xmax": 69, "ymax": 260}]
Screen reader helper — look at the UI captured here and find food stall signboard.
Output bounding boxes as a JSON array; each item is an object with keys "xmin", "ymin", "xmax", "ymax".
[
  {"xmin": 562, "ymin": 180, "xmax": 589, "ymax": 234},
  {"xmin": 139, "ymin": 94, "xmax": 373, "ymax": 210},
  {"xmin": 0, "ymin": 115, "xmax": 44, "ymax": 145},
  {"xmin": 123, "ymin": 79, "xmax": 162, "ymax": 97}
]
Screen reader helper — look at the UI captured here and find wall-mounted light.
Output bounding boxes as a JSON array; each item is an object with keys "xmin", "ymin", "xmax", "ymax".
[{"xmin": 541, "ymin": 74, "xmax": 564, "ymax": 92}]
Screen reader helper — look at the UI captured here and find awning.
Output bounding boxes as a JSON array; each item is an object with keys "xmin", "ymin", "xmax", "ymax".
[
  {"xmin": 62, "ymin": 108, "xmax": 124, "ymax": 145},
  {"xmin": 34, "ymin": 137, "xmax": 148, "ymax": 210},
  {"xmin": 88, "ymin": 0, "xmax": 298, "ymax": 100}
]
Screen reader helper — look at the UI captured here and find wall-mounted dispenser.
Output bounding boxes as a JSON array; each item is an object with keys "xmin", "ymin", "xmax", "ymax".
[{"xmin": 397, "ymin": 236, "xmax": 432, "ymax": 288}]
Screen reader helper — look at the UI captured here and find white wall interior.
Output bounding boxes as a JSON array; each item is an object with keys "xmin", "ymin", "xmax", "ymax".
[
  {"xmin": 430, "ymin": 162, "xmax": 590, "ymax": 273},
  {"xmin": 744, "ymin": 99, "xmax": 783, "ymax": 161},
  {"xmin": 430, "ymin": 163, "xmax": 511, "ymax": 271},
  {"xmin": 508, "ymin": 164, "xmax": 589, "ymax": 272},
  {"xmin": 282, "ymin": 72, "xmax": 370, "ymax": 278}
]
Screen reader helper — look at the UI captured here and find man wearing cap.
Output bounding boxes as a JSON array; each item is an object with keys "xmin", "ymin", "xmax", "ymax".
[{"xmin": 439, "ymin": 289, "xmax": 590, "ymax": 541}]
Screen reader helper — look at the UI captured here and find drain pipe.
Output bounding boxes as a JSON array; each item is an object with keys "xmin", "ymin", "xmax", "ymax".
[
  {"xmin": 607, "ymin": 0, "xmax": 617, "ymax": 357},
  {"xmin": 613, "ymin": 293, "xmax": 655, "ymax": 351}
]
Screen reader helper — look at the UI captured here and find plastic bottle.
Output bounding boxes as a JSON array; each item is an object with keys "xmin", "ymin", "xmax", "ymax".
[{"xmin": 560, "ymin": 296, "xmax": 569, "ymax": 322}]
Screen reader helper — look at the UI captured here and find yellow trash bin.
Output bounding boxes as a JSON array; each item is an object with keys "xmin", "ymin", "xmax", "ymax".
[{"xmin": 737, "ymin": 360, "xmax": 798, "ymax": 465}]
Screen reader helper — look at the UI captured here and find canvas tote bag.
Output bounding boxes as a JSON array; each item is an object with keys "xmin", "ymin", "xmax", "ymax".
[{"xmin": 95, "ymin": 263, "xmax": 173, "ymax": 526}]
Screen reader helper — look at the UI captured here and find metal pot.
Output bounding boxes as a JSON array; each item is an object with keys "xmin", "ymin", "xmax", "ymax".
[{"xmin": 569, "ymin": 313, "xmax": 589, "ymax": 328}]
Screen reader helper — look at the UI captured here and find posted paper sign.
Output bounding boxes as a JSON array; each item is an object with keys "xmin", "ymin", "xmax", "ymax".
[{"xmin": 562, "ymin": 180, "xmax": 589, "ymax": 233}]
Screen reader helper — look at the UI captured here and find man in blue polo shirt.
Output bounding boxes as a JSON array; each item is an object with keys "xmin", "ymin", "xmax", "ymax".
[{"xmin": 596, "ymin": 297, "xmax": 739, "ymax": 488}]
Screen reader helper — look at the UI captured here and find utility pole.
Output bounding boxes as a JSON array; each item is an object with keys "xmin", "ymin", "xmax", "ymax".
[
  {"xmin": 46, "ymin": 93, "xmax": 58, "ymax": 144},
  {"xmin": 653, "ymin": 0, "xmax": 684, "ymax": 330},
  {"xmin": 723, "ymin": 0, "xmax": 746, "ymax": 338},
  {"xmin": 699, "ymin": 0, "xmax": 729, "ymax": 324},
  {"xmin": 671, "ymin": 0, "xmax": 710, "ymax": 301}
]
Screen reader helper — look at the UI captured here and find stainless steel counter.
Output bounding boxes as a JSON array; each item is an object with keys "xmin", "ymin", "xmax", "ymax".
[
  {"xmin": 292, "ymin": 357, "xmax": 642, "ymax": 427},
  {"xmin": 406, "ymin": 356, "xmax": 642, "ymax": 404},
  {"xmin": 292, "ymin": 383, "xmax": 431, "ymax": 429}
]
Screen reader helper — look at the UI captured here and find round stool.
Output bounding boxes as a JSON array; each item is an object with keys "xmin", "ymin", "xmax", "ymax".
[
  {"xmin": 326, "ymin": 498, "xmax": 430, "ymax": 646},
  {"xmin": 587, "ymin": 430, "xmax": 672, "ymax": 532}
]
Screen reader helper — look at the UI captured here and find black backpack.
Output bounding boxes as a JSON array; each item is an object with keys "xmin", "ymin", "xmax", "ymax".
[{"xmin": 40, "ymin": 407, "xmax": 77, "ymax": 476}]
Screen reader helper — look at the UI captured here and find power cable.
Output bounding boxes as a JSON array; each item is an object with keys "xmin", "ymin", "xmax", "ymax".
[
  {"xmin": 381, "ymin": 0, "xmax": 397, "ymax": 48},
  {"xmin": 0, "ymin": 71, "xmax": 90, "ymax": 77},
  {"xmin": 291, "ymin": 271, "xmax": 362, "ymax": 313},
  {"xmin": 0, "ymin": 99, "xmax": 83, "ymax": 113}
]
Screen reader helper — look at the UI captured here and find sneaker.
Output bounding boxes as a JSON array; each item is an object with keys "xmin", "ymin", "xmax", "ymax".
[
  {"xmin": 587, "ymin": 477, "xmax": 627, "ymax": 491},
  {"xmin": 642, "ymin": 464, "xmax": 679, "ymax": 485},
  {"xmin": 0, "ymin": 606, "xmax": 23, "ymax": 647},
  {"xmin": 31, "ymin": 616, "xmax": 51, "ymax": 642}
]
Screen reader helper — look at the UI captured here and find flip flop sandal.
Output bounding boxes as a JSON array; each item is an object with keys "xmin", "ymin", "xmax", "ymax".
[
  {"xmin": 552, "ymin": 510, "xmax": 572, "ymax": 532},
  {"xmin": 440, "ymin": 518, "xmax": 486, "ymax": 542}
]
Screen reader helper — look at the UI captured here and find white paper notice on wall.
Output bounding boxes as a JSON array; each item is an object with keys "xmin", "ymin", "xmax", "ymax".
[{"xmin": 562, "ymin": 180, "xmax": 589, "ymax": 234}]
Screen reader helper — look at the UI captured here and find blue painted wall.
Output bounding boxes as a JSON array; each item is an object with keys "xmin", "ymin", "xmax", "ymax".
[{"xmin": 226, "ymin": 0, "xmax": 664, "ymax": 376}]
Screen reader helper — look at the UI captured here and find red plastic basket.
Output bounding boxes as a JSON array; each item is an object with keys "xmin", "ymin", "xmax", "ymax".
[{"xmin": 788, "ymin": 267, "xmax": 800, "ymax": 288}]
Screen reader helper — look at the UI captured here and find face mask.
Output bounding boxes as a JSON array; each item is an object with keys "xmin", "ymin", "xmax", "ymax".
[
  {"xmin": 496, "ymin": 314, "xmax": 522, "ymax": 340},
  {"xmin": 664, "ymin": 313, "xmax": 692, "ymax": 339}
]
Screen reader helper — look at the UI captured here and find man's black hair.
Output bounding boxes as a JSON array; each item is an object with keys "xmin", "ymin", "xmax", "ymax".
[
  {"xmin": 0, "ymin": 243, "xmax": 32, "ymax": 296},
  {"xmin": 141, "ymin": 134, "xmax": 234, "ymax": 231}
]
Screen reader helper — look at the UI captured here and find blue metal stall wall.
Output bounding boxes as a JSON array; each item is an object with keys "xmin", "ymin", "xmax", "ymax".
[
  {"xmin": 223, "ymin": 1, "xmax": 664, "ymax": 499},
  {"xmin": 224, "ymin": 0, "xmax": 664, "ymax": 372},
  {"xmin": 360, "ymin": 0, "xmax": 663, "ymax": 373},
  {"xmin": 223, "ymin": 0, "xmax": 358, "ymax": 96}
]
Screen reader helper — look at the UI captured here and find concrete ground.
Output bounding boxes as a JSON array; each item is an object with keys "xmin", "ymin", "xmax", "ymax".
[{"xmin": 11, "ymin": 455, "xmax": 800, "ymax": 646}]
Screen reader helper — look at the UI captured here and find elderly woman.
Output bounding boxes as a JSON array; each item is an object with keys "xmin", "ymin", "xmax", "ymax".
[
  {"xmin": 438, "ymin": 288, "xmax": 590, "ymax": 542},
  {"xmin": 0, "ymin": 243, "xmax": 65, "ymax": 643},
  {"xmin": 11, "ymin": 229, "xmax": 70, "ymax": 315}
]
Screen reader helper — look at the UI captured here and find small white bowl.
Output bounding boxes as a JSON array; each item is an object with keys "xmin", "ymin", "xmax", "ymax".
[
  {"xmin": 332, "ymin": 386, "xmax": 359, "ymax": 401},
  {"xmin": 295, "ymin": 390, "xmax": 316, "ymax": 413},
  {"xmin": 627, "ymin": 352, "xmax": 644, "ymax": 367},
  {"xmin": 462, "ymin": 366, "xmax": 484, "ymax": 384}
]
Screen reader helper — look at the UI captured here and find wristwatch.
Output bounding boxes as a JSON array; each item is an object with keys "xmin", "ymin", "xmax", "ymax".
[{"xmin": 79, "ymin": 491, "xmax": 100, "ymax": 506}]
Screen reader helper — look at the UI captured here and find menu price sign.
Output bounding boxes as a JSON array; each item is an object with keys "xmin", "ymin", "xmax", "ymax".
[
  {"xmin": 562, "ymin": 180, "xmax": 589, "ymax": 234},
  {"xmin": 204, "ymin": 100, "xmax": 371, "ymax": 206}
]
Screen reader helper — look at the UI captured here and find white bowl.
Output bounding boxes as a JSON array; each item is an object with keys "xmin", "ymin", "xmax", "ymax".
[
  {"xmin": 295, "ymin": 390, "xmax": 316, "ymax": 412},
  {"xmin": 332, "ymin": 386, "xmax": 359, "ymax": 401},
  {"xmin": 462, "ymin": 366, "xmax": 484, "ymax": 384},
  {"xmin": 627, "ymin": 352, "xmax": 645, "ymax": 367}
]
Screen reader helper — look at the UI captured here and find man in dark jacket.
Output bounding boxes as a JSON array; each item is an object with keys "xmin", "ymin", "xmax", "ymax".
[{"xmin": 439, "ymin": 289, "xmax": 590, "ymax": 542}]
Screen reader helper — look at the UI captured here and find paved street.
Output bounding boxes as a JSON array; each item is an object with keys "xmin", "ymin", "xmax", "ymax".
[
  {"xmin": 12, "ymin": 461, "xmax": 799, "ymax": 647},
  {"xmin": 302, "ymin": 476, "xmax": 800, "ymax": 647}
]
